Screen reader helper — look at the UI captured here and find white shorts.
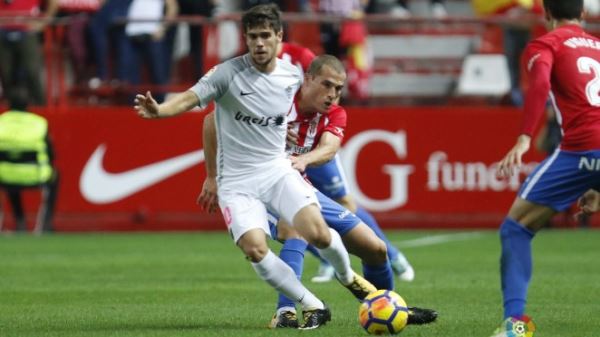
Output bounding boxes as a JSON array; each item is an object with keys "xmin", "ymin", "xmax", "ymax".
[{"xmin": 218, "ymin": 165, "xmax": 319, "ymax": 243}]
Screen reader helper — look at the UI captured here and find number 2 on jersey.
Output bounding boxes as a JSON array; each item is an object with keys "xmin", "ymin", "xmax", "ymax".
[{"xmin": 577, "ymin": 56, "xmax": 600, "ymax": 106}]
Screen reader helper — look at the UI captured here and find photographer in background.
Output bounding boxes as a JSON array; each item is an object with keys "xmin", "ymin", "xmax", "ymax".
[{"xmin": 0, "ymin": 88, "xmax": 58, "ymax": 233}]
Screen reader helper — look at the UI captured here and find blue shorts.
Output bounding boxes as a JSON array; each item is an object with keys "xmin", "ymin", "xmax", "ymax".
[
  {"xmin": 305, "ymin": 154, "xmax": 349, "ymax": 200},
  {"xmin": 518, "ymin": 149, "xmax": 600, "ymax": 211},
  {"xmin": 269, "ymin": 189, "xmax": 361, "ymax": 239}
]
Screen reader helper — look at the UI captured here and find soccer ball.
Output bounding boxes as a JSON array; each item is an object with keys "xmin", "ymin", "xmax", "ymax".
[{"xmin": 358, "ymin": 290, "xmax": 409, "ymax": 335}]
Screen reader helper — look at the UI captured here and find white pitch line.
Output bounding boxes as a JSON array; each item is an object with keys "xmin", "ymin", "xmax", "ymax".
[{"xmin": 394, "ymin": 231, "xmax": 488, "ymax": 248}]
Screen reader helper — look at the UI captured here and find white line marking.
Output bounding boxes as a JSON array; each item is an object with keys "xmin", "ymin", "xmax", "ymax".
[{"xmin": 395, "ymin": 231, "xmax": 488, "ymax": 248}]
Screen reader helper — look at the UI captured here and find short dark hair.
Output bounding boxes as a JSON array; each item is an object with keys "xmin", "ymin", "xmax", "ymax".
[
  {"xmin": 241, "ymin": 3, "xmax": 282, "ymax": 34},
  {"xmin": 307, "ymin": 55, "xmax": 346, "ymax": 77},
  {"xmin": 543, "ymin": 0, "xmax": 583, "ymax": 20},
  {"xmin": 8, "ymin": 88, "xmax": 28, "ymax": 111}
]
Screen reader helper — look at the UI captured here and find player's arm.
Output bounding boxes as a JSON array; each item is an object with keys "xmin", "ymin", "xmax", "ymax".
[
  {"xmin": 197, "ymin": 112, "xmax": 219, "ymax": 213},
  {"xmin": 291, "ymin": 131, "xmax": 341, "ymax": 172},
  {"xmin": 135, "ymin": 90, "xmax": 200, "ymax": 119},
  {"xmin": 497, "ymin": 43, "xmax": 553, "ymax": 178}
]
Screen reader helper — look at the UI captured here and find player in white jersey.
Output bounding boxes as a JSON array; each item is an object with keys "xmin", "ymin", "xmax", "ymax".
[{"xmin": 134, "ymin": 4, "xmax": 375, "ymax": 329}]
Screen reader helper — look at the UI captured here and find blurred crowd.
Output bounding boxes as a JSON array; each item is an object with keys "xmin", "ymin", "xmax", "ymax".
[{"xmin": 1, "ymin": 0, "xmax": 600, "ymax": 106}]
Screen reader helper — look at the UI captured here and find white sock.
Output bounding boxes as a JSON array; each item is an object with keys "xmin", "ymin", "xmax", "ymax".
[
  {"xmin": 317, "ymin": 228, "xmax": 354, "ymax": 284},
  {"xmin": 252, "ymin": 250, "xmax": 324, "ymax": 310}
]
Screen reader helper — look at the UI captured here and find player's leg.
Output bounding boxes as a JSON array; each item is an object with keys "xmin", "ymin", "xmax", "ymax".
[
  {"xmin": 305, "ymin": 157, "xmax": 351, "ymax": 282},
  {"xmin": 347, "ymin": 197, "xmax": 414, "ymax": 282},
  {"xmin": 493, "ymin": 150, "xmax": 600, "ymax": 335},
  {"xmin": 308, "ymin": 156, "xmax": 414, "ymax": 282},
  {"xmin": 220, "ymin": 191, "xmax": 327, "ymax": 328},
  {"xmin": 499, "ymin": 198, "xmax": 554, "ymax": 320},
  {"xmin": 237, "ymin": 228, "xmax": 324, "ymax": 311},
  {"xmin": 268, "ymin": 216, "xmax": 306, "ymax": 328},
  {"xmin": 319, "ymin": 192, "xmax": 438, "ymax": 325},
  {"xmin": 305, "ymin": 245, "xmax": 334, "ymax": 283},
  {"xmin": 268, "ymin": 172, "xmax": 376, "ymax": 303},
  {"xmin": 315, "ymin": 191, "xmax": 393, "ymax": 290}
]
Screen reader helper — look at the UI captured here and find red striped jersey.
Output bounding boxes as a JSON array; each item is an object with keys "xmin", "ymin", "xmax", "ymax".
[
  {"xmin": 522, "ymin": 24, "xmax": 600, "ymax": 151},
  {"xmin": 287, "ymin": 101, "xmax": 347, "ymax": 156}
]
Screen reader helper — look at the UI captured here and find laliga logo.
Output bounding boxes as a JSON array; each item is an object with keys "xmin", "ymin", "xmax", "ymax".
[{"xmin": 341, "ymin": 130, "xmax": 414, "ymax": 211}]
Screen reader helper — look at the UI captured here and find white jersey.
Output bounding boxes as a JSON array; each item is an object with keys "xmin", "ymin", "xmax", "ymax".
[{"xmin": 190, "ymin": 54, "xmax": 302, "ymax": 184}]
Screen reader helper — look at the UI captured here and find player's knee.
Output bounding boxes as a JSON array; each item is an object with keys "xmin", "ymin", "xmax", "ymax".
[
  {"xmin": 362, "ymin": 238, "xmax": 388, "ymax": 265},
  {"xmin": 243, "ymin": 245, "xmax": 269, "ymax": 262},
  {"xmin": 238, "ymin": 237, "xmax": 269, "ymax": 262},
  {"xmin": 374, "ymin": 238, "xmax": 388, "ymax": 263},
  {"xmin": 310, "ymin": 237, "xmax": 330, "ymax": 249},
  {"xmin": 277, "ymin": 222, "xmax": 303, "ymax": 241},
  {"xmin": 306, "ymin": 226, "xmax": 332, "ymax": 249}
]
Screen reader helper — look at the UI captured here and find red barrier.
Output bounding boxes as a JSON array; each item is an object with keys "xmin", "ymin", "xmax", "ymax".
[{"xmin": 3, "ymin": 106, "xmax": 595, "ymax": 231}]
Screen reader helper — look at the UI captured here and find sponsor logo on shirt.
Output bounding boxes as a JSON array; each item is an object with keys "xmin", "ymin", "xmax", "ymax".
[
  {"xmin": 579, "ymin": 157, "xmax": 600, "ymax": 171},
  {"xmin": 234, "ymin": 111, "xmax": 286, "ymax": 127}
]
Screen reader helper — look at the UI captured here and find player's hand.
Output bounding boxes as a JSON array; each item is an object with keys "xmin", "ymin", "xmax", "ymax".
[
  {"xmin": 497, "ymin": 135, "xmax": 531, "ymax": 178},
  {"xmin": 576, "ymin": 189, "xmax": 600, "ymax": 217},
  {"xmin": 286, "ymin": 124, "xmax": 299, "ymax": 147},
  {"xmin": 135, "ymin": 91, "xmax": 160, "ymax": 119},
  {"xmin": 197, "ymin": 177, "xmax": 219, "ymax": 213},
  {"xmin": 290, "ymin": 155, "xmax": 308, "ymax": 173}
]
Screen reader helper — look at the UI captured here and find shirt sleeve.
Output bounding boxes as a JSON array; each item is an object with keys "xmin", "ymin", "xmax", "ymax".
[
  {"xmin": 188, "ymin": 57, "xmax": 246, "ymax": 109},
  {"xmin": 521, "ymin": 41, "xmax": 554, "ymax": 136},
  {"xmin": 323, "ymin": 105, "xmax": 347, "ymax": 140}
]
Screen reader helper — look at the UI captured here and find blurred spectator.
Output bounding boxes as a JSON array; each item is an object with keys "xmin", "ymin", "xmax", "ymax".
[
  {"xmin": 472, "ymin": 0, "xmax": 543, "ymax": 106},
  {"xmin": 118, "ymin": 0, "xmax": 179, "ymax": 102},
  {"xmin": 87, "ymin": 0, "xmax": 132, "ymax": 87},
  {"xmin": 0, "ymin": 88, "xmax": 58, "ymax": 233},
  {"xmin": 57, "ymin": 0, "xmax": 104, "ymax": 85},
  {"xmin": 177, "ymin": 0, "xmax": 217, "ymax": 79},
  {"xmin": 319, "ymin": 0, "xmax": 371, "ymax": 100},
  {"xmin": 0, "ymin": 0, "xmax": 58, "ymax": 105},
  {"xmin": 390, "ymin": 0, "xmax": 447, "ymax": 18},
  {"xmin": 318, "ymin": 0, "xmax": 365, "ymax": 58}
]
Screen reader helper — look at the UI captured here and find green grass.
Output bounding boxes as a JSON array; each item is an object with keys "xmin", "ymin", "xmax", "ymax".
[{"xmin": 1, "ymin": 230, "xmax": 599, "ymax": 337}]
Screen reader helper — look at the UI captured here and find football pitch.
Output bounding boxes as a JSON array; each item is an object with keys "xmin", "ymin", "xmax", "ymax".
[{"xmin": 1, "ymin": 230, "xmax": 598, "ymax": 337}]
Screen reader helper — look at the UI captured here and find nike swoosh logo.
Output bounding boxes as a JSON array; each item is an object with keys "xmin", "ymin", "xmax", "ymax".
[
  {"xmin": 80, "ymin": 144, "xmax": 204, "ymax": 204},
  {"xmin": 240, "ymin": 91, "xmax": 255, "ymax": 96}
]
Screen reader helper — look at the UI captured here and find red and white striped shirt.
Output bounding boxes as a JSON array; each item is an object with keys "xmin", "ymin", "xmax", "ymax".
[{"xmin": 287, "ymin": 100, "xmax": 347, "ymax": 156}]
